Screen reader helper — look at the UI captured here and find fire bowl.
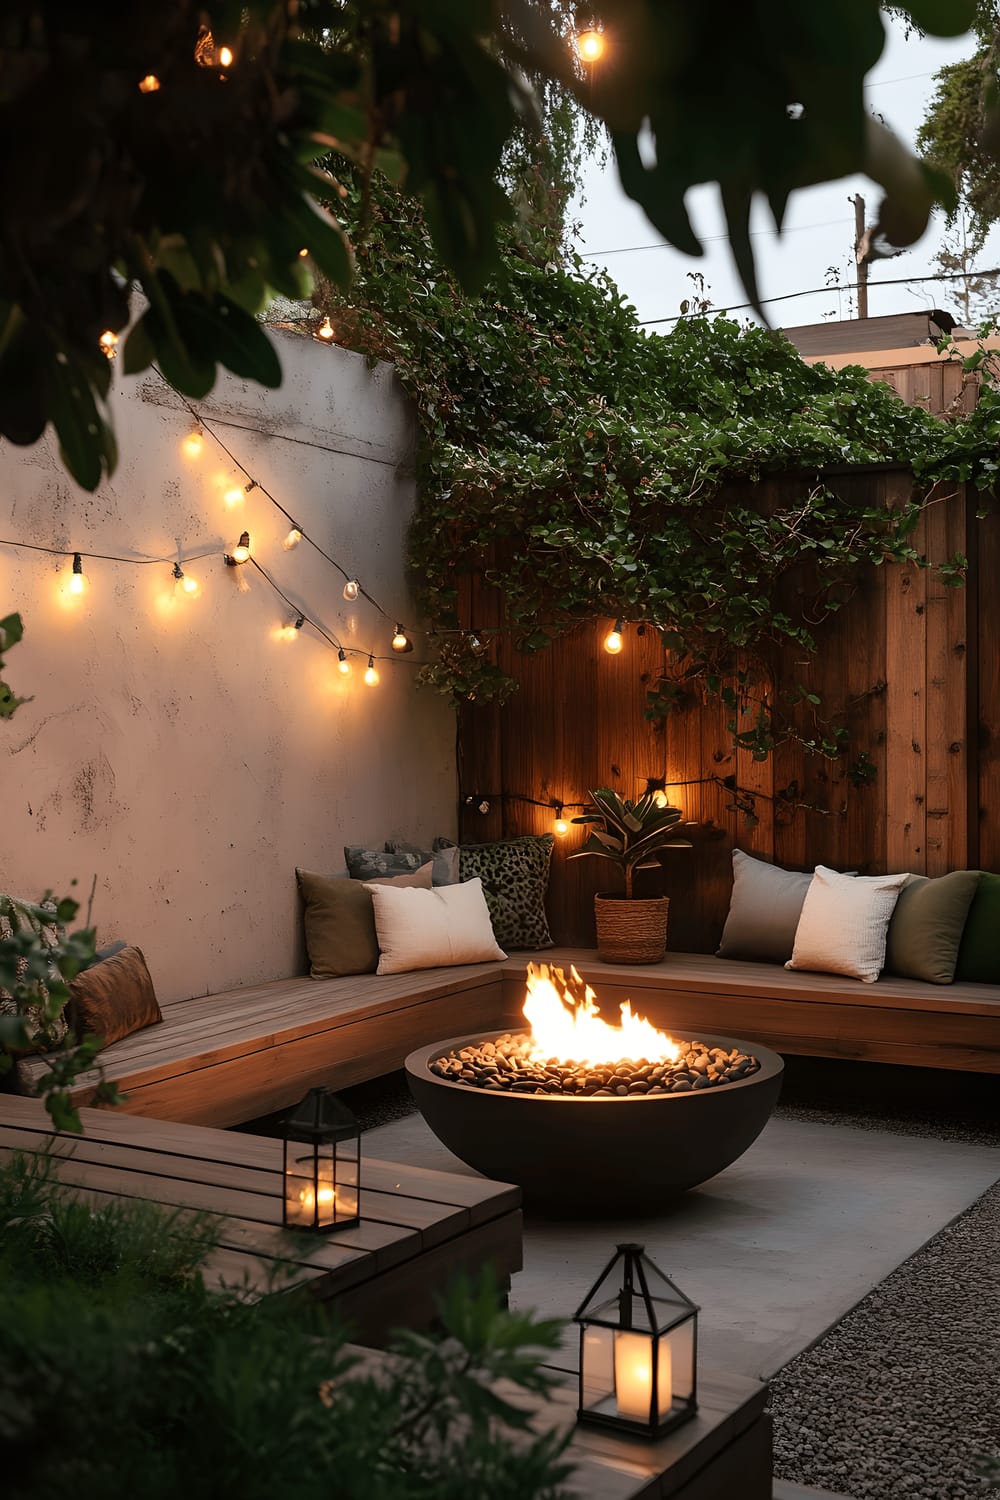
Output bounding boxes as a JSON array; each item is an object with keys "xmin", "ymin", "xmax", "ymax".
[{"xmin": 405, "ymin": 1030, "xmax": 784, "ymax": 1216}]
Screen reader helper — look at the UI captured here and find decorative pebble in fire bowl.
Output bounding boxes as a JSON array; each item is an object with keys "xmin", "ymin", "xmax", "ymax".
[{"xmin": 405, "ymin": 963, "xmax": 784, "ymax": 1215}]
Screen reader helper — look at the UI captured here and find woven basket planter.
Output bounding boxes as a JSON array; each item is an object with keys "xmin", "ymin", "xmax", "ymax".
[{"xmin": 594, "ymin": 894, "xmax": 670, "ymax": 964}]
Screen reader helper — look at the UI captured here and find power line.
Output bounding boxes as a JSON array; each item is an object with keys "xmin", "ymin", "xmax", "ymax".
[
  {"xmin": 582, "ymin": 216, "xmax": 848, "ymax": 259},
  {"xmin": 638, "ymin": 265, "xmax": 1000, "ymax": 326}
]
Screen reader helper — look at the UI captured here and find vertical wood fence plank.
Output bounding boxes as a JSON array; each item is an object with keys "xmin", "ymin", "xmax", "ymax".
[{"xmin": 884, "ymin": 478, "xmax": 928, "ymax": 872}]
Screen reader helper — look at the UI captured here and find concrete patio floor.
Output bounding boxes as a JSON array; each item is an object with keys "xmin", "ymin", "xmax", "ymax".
[{"xmin": 363, "ymin": 1107, "xmax": 1000, "ymax": 1379}]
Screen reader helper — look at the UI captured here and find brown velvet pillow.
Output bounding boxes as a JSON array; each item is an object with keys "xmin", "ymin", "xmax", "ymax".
[{"xmin": 69, "ymin": 945, "xmax": 162, "ymax": 1046}]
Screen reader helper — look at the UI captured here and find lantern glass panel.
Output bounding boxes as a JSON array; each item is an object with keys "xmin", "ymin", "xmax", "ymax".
[{"xmin": 281, "ymin": 1088, "xmax": 361, "ymax": 1232}]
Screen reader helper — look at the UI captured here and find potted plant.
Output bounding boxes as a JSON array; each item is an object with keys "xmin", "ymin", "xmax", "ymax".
[{"xmin": 569, "ymin": 789, "xmax": 692, "ymax": 963}]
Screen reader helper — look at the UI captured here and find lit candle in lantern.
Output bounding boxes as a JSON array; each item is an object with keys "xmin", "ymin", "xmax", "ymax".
[
  {"xmin": 284, "ymin": 1160, "xmax": 337, "ymax": 1227},
  {"xmin": 614, "ymin": 1330, "xmax": 672, "ymax": 1422}
]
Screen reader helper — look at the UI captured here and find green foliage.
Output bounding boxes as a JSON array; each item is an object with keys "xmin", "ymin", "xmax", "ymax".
[
  {"xmin": 319, "ymin": 173, "xmax": 1000, "ymax": 746},
  {"xmin": 0, "ymin": 893, "xmax": 122, "ymax": 1133},
  {"xmin": 0, "ymin": 2, "xmax": 983, "ymax": 488},
  {"xmin": 0, "ymin": 612, "xmax": 29, "ymax": 718},
  {"xmin": 0, "ymin": 1156, "xmax": 572, "ymax": 1500},
  {"xmin": 569, "ymin": 789, "xmax": 692, "ymax": 899}
]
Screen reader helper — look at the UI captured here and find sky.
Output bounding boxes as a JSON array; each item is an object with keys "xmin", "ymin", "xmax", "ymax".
[{"xmin": 569, "ymin": 15, "xmax": 996, "ymax": 332}]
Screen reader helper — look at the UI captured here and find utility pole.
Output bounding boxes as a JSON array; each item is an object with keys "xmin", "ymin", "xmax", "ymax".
[{"xmin": 851, "ymin": 193, "xmax": 869, "ymax": 319}]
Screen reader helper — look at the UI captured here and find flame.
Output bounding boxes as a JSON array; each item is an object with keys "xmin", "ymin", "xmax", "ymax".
[{"xmin": 523, "ymin": 962, "xmax": 681, "ymax": 1066}]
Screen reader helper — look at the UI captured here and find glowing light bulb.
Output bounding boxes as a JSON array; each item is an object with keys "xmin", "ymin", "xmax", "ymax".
[
  {"xmin": 576, "ymin": 28, "xmax": 605, "ymax": 62},
  {"xmin": 603, "ymin": 619, "xmax": 624, "ymax": 655},
  {"xmin": 138, "ymin": 74, "xmax": 161, "ymax": 93},
  {"xmin": 343, "ymin": 578, "xmax": 360, "ymax": 602},
  {"xmin": 364, "ymin": 655, "xmax": 379, "ymax": 686},
  {"xmin": 337, "ymin": 648, "xmax": 351, "ymax": 676},
  {"xmin": 218, "ymin": 45, "xmax": 234, "ymax": 67},
  {"xmin": 172, "ymin": 562, "xmax": 201, "ymax": 598},
  {"xmin": 223, "ymin": 485, "xmax": 244, "ymax": 508},
  {"xmin": 99, "ymin": 329, "xmax": 118, "ymax": 359},
  {"xmin": 69, "ymin": 553, "xmax": 87, "ymax": 597},
  {"xmin": 181, "ymin": 425, "xmax": 204, "ymax": 459},
  {"xmin": 283, "ymin": 525, "xmax": 303, "ymax": 551},
  {"xmin": 652, "ymin": 789, "xmax": 669, "ymax": 809},
  {"xmin": 391, "ymin": 623, "xmax": 413, "ymax": 653},
  {"xmin": 278, "ymin": 615, "xmax": 305, "ymax": 642},
  {"xmin": 229, "ymin": 531, "xmax": 251, "ymax": 564},
  {"xmin": 316, "ymin": 315, "xmax": 335, "ymax": 341},
  {"xmin": 554, "ymin": 808, "xmax": 569, "ymax": 837},
  {"xmin": 298, "ymin": 247, "xmax": 309, "ymax": 258}
]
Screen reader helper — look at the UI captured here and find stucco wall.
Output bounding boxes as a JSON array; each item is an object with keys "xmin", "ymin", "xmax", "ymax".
[{"xmin": 0, "ymin": 332, "xmax": 457, "ymax": 1000}]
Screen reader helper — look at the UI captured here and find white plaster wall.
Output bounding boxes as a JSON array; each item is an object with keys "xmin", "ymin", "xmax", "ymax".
[{"xmin": 0, "ymin": 332, "xmax": 457, "ymax": 1000}]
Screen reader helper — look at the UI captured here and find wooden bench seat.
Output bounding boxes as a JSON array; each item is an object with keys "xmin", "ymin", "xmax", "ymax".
[
  {"xmin": 0, "ymin": 1094, "xmax": 522, "ymax": 1345},
  {"xmin": 501, "ymin": 950, "xmax": 1000, "ymax": 1073},
  {"xmin": 16, "ymin": 945, "xmax": 999, "ymax": 1131},
  {"xmin": 17, "ymin": 960, "xmax": 518, "ymax": 1127}
]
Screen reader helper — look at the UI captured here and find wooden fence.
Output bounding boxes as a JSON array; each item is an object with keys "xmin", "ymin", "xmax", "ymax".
[{"xmin": 456, "ymin": 465, "xmax": 1000, "ymax": 952}]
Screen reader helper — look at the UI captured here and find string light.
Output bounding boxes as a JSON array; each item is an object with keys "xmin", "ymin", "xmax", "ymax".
[
  {"xmin": 138, "ymin": 74, "xmax": 161, "ymax": 93},
  {"xmin": 391, "ymin": 623, "xmax": 413, "ymax": 653},
  {"xmin": 343, "ymin": 578, "xmax": 360, "ymax": 602},
  {"xmin": 553, "ymin": 805, "xmax": 570, "ymax": 837},
  {"xmin": 172, "ymin": 562, "xmax": 201, "ymax": 597},
  {"xmin": 226, "ymin": 531, "xmax": 251, "ymax": 565},
  {"xmin": 69, "ymin": 553, "xmax": 87, "ymax": 597},
  {"xmin": 364, "ymin": 655, "xmax": 379, "ymax": 686},
  {"xmin": 181, "ymin": 424, "xmax": 204, "ymax": 459},
  {"xmin": 298, "ymin": 247, "xmax": 309, "ymax": 258},
  {"xmin": 278, "ymin": 614, "xmax": 305, "ymax": 641},
  {"xmin": 282, "ymin": 524, "xmax": 304, "ymax": 551},
  {"xmin": 217, "ymin": 45, "xmax": 234, "ymax": 68},
  {"xmin": 603, "ymin": 618, "xmax": 624, "ymax": 655},
  {"xmin": 315, "ymin": 315, "xmax": 335, "ymax": 342},
  {"xmin": 337, "ymin": 648, "xmax": 351, "ymax": 676},
  {"xmin": 576, "ymin": 27, "xmax": 606, "ymax": 62},
  {"xmin": 99, "ymin": 330, "xmax": 119, "ymax": 360},
  {"xmin": 223, "ymin": 484, "xmax": 245, "ymax": 508}
]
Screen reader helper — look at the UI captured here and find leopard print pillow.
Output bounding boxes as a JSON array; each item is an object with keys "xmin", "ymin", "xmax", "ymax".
[{"xmin": 444, "ymin": 836, "xmax": 554, "ymax": 950}]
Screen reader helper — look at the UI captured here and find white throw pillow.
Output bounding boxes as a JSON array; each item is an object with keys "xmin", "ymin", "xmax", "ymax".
[
  {"xmin": 786, "ymin": 866, "xmax": 910, "ymax": 984},
  {"xmin": 364, "ymin": 877, "xmax": 507, "ymax": 975}
]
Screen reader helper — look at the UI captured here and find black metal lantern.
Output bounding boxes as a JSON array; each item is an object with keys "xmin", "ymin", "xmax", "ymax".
[
  {"xmin": 574, "ymin": 1243, "xmax": 698, "ymax": 1438},
  {"xmin": 281, "ymin": 1087, "xmax": 361, "ymax": 1232}
]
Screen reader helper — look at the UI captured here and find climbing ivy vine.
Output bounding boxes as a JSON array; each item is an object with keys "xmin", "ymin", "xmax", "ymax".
[{"xmin": 316, "ymin": 173, "xmax": 999, "ymax": 752}]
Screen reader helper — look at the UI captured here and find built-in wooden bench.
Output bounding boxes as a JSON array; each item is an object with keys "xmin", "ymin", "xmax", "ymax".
[
  {"xmin": 16, "ymin": 961, "xmax": 520, "ymax": 1127},
  {"xmin": 15, "ymin": 945, "xmax": 1000, "ymax": 1129},
  {"xmin": 0, "ymin": 1094, "xmax": 522, "ymax": 1345}
]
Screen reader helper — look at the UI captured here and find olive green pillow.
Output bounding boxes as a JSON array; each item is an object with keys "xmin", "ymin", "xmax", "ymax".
[
  {"xmin": 955, "ymin": 871, "xmax": 1000, "ymax": 983},
  {"xmin": 884, "ymin": 870, "xmax": 980, "ymax": 984},
  {"xmin": 296, "ymin": 864, "xmax": 432, "ymax": 979},
  {"xmin": 69, "ymin": 945, "xmax": 162, "ymax": 1045}
]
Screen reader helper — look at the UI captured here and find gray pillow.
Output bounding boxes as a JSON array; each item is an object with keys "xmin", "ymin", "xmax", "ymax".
[
  {"xmin": 344, "ymin": 843, "xmax": 458, "ymax": 887},
  {"xmin": 884, "ymin": 870, "xmax": 980, "ymax": 984},
  {"xmin": 717, "ymin": 850, "xmax": 816, "ymax": 963}
]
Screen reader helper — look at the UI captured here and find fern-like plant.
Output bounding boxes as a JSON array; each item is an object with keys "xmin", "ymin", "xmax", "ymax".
[{"xmin": 569, "ymin": 789, "xmax": 692, "ymax": 899}]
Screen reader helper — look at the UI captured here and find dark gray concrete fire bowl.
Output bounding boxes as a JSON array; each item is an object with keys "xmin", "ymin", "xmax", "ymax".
[{"xmin": 405, "ymin": 1030, "xmax": 784, "ymax": 1216}]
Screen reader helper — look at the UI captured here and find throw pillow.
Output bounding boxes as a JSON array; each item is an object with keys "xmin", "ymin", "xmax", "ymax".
[
  {"xmin": 717, "ymin": 850, "xmax": 815, "ymax": 963},
  {"xmin": 433, "ymin": 835, "xmax": 554, "ymax": 950},
  {"xmin": 955, "ymin": 871, "xmax": 1000, "ymax": 983},
  {"xmin": 297, "ymin": 864, "xmax": 432, "ymax": 979},
  {"xmin": 364, "ymin": 878, "xmax": 507, "ymax": 975},
  {"xmin": 884, "ymin": 870, "xmax": 980, "ymax": 984},
  {"xmin": 69, "ymin": 946, "xmax": 162, "ymax": 1046},
  {"xmin": 786, "ymin": 866, "xmax": 910, "ymax": 984},
  {"xmin": 345, "ymin": 844, "xmax": 458, "ymax": 887},
  {"xmin": 384, "ymin": 840, "xmax": 460, "ymax": 887}
]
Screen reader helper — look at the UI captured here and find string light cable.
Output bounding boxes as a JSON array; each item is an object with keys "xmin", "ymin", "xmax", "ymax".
[{"xmin": 154, "ymin": 369, "xmax": 396, "ymax": 623}]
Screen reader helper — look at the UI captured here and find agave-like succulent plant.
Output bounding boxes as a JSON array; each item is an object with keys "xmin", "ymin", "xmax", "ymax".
[{"xmin": 569, "ymin": 788, "xmax": 692, "ymax": 899}]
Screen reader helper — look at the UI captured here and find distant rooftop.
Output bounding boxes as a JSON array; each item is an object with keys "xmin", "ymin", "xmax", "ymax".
[{"xmin": 780, "ymin": 310, "xmax": 969, "ymax": 359}]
